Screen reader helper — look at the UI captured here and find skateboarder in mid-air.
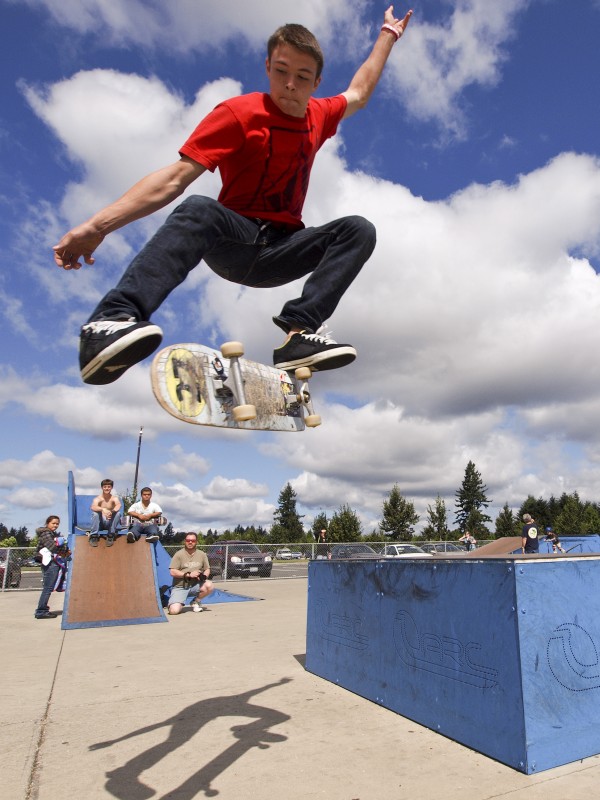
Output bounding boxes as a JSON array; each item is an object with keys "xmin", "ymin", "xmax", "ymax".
[{"xmin": 53, "ymin": 6, "xmax": 413, "ymax": 386}]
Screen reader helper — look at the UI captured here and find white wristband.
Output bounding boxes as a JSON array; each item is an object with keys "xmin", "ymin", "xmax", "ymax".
[{"xmin": 381, "ymin": 23, "xmax": 400, "ymax": 42}]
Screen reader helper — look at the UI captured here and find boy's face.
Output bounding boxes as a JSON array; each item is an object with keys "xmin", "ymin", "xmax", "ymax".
[{"xmin": 266, "ymin": 43, "xmax": 321, "ymax": 117}]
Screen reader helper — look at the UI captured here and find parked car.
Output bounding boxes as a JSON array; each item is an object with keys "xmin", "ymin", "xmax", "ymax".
[
  {"xmin": 0, "ymin": 549, "xmax": 22, "ymax": 587},
  {"xmin": 420, "ymin": 542, "xmax": 466, "ymax": 554},
  {"xmin": 22, "ymin": 556, "xmax": 41, "ymax": 567},
  {"xmin": 329, "ymin": 543, "xmax": 379, "ymax": 560},
  {"xmin": 275, "ymin": 547, "xmax": 304, "ymax": 560},
  {"xmin": 381, "ymin": 544, "xmax": 433, "ymax": 558},
  {"xmin": 207, "ymin": 541, "xmax": 272, "ymax": 578}
]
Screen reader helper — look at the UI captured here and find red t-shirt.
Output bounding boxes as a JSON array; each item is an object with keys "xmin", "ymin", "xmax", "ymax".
[{"xmin": 179, "ymin": 92, "xmax": 347, "ymax": 230}]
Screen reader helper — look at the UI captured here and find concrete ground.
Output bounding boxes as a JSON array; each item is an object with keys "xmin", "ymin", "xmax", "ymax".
[{"xmin": 2, "ymin": 578, "xmax": 600, "ymax": 800}]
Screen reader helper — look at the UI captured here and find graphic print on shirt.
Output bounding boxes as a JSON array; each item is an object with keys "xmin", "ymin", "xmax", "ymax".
[{"xmin": 248, "ymin": 124, "xmax": 314, "ymax": 219}]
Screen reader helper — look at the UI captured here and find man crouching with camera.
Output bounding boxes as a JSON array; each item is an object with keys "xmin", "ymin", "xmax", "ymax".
[{"xmin": 168, "ymin": 532, "xmax": 214, "ymax": 614}]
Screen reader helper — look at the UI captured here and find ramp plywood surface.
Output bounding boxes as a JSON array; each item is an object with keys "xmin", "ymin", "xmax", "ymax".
[
  {"xmin": 62, "ymin": 535, "xmax": 167, "ymax": 629},
  {"xmin": 474, "ymin": 536, "xmax": 522, "ymax": 555}
]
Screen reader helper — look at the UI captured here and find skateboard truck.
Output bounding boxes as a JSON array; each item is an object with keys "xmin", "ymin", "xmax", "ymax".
[
  {"xmin": 292, "ymin": 367, "xmax": 321, "ymax": 428},
  {"xmin": 220, "ymin": 341, "xmax": 257, "ymax": 422}
]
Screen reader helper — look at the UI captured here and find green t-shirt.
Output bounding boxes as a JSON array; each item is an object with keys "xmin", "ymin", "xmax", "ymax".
[{"xmin": 170, "ymin": 548, "xmax": 210, "ymax": 588}]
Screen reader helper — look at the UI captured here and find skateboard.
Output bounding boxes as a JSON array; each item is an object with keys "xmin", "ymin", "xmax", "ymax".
[{"xmin": 151, "ymin": 342, "xmax": 321, "ymax": 432}]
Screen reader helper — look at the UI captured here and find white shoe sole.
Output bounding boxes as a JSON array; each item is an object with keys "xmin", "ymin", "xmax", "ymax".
[
  {"xmin": 81, "ymin": 326, "xmax": 163, "ymax": 384},
  {"xmin": 274, "ymin": 345, "xmax": 356, "ymax": 372}
]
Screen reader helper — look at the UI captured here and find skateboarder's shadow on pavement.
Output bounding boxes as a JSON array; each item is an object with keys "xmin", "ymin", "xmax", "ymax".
[{"xmin": 89, "ymin": 677, "xmax": 292, "ymax": 799}]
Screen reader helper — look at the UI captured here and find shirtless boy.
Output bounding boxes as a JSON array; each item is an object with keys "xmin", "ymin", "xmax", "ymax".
[{"xmin": 89, "ymin": 478, "xmax": 122, "ymax": 547}]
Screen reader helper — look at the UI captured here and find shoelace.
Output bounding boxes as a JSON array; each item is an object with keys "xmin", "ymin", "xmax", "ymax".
[
  {"xmin": 84, "ymin": 318, "xmax": 135, "ymax": 335},
  {"xmin": 300, "ymin": 325, "xmax": 337, "ymax": 345}
]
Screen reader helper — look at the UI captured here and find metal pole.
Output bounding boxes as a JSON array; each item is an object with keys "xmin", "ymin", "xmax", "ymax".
[{"xmin": 133, "ymin": 426, "xmax": 143, "ymax": 497}]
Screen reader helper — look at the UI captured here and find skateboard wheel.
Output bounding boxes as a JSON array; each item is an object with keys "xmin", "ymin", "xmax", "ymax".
[
  {"xmin": 233, "ymin": 404, "xmax": 257, "ymax": 422},
  {"xmin": 305, "ymin": 414, "xmax": 321, "ymax": 428},
  {"xmin": 295, "ymin": 367, "xmax": 312, "ymax": 380},
  {"xmin": 221, "ymin": 341, "xmax": 244, "ymax": 359}
]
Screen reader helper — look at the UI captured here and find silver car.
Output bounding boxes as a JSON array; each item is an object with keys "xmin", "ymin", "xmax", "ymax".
[{"xmin": 381, "ymin": 543, "xmax": 433, "ymax": 558}]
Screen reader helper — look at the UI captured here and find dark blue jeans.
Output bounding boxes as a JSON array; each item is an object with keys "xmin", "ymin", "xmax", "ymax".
[
  {"xmin": 89, "ymin": 196, "xmax": 377, "ymax": 334},
  {"xmin": 35, "ymin": 560, "xmax": 60, "ymax": 615}
]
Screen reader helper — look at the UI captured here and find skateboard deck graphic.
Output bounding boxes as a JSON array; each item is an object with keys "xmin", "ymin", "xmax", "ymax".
[{"xmin": 151, "ymin": 343, "xmax": 309, "ymax": 432}]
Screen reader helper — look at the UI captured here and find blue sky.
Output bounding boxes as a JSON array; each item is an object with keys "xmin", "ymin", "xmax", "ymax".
[{"xmin": 2, "ymin": 0, "xmax": 600, "ymax": 537}]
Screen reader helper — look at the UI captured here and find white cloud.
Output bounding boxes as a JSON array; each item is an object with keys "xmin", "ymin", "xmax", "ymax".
[
  {"xmin": 205, "ymin": 476, "xmax": 269, "ymax": 500},
  {"xmin": 149, "ymin": 481, "xmax": 275, "ymax": 531},
  {"xmin": 390, "ymin": 0, "xmax": 531, "ymax": 136},
  {"xmin": 163, "ymin": 445, "xmax": 211, "ymax": 479},
  {"xmin": 13, "ymin": 0, "xmax": 364, "ymax": 53},
  {"xmin": 0, "ymin": 449, "xmax": 75, "ymax": 487},
  {"xmin": 6, "ymin": 486, "xmax": 57, "ymax": 509},
  {"xmin": 14, "ymin": 0, "xmax": 533, "ymax": 135}
]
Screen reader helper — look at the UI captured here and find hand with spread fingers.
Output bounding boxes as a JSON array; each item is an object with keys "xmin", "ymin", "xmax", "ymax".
[{"xmin": 382, "ymin": 5, "xmax": 413, "ymax": 40}]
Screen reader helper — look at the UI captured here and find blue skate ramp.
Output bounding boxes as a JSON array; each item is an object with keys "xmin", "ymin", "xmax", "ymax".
[
  {"xmin": 306, "ymin": 555, "xmax": 600, "ymax": 773},
  {"xmin": 154, "ymin": 541, "xmax": 259, "ymax": 606}
]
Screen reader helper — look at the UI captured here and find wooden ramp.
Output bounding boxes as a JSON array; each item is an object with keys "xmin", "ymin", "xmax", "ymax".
[
  {"xmin": 473, "ymin": 536, "xmax": 522, "ymax": 555},
  {"xmin": 61, "ymin": 534, "xmax": 167, "ymax": 629}
]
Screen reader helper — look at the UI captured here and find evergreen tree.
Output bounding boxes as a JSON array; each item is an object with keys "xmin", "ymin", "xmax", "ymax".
[
  {"xmin": 380, "ymin": 485, "xmax": 419, "ymax": 540},
  {"xmin": 328, "ymin": 504, "xmax": 362, "ymax": 542},
  {"xmin": 271, "ymin": 483, "xmax": 304, "ymax": 542},
  {"xmin": 454, "ymin": 461, "xmax": 492, "ymax": 534},
  {"xmin": 495, "ymin": 503, "xmax": 518, "ymax": 538},
  {"xmin": 162, "ymin": 521, "xmax": 175, "ymax": 541},
  {"xmin": 555, "ymin": 493, "xmax": 585, "ymax": 535},
  {"xmin": 13, "ymin": 526, "xmax": 30, "ymax": 546},
  {"xmin": 0, "ymin": 525, "xmax": 31, "ymax": 546},
  {"xmin": 518, "ymin": 495, "xmax": 550, "ymax": 530},
  {"xmin": 582, "ymin": 504, "xmax": 600, "ymax": 535},
  {"xmin": 421, "ymin": 496, "xmax": 449, "ymax": 540}
]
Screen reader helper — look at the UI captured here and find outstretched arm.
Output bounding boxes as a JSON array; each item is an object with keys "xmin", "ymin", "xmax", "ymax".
[
  {"xmin": 342, "ymin": 5, "xmax": 413, "ymax": 119},
  {"xmin": 53, "ymin": 156, "xmax": 206, "ymax": 270}
]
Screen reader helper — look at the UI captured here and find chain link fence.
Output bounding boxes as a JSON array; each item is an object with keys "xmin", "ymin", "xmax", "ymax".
[
  {"xmin": 1, "ymin": 540, "xmax": 497, "ymax": 591},
  {"xmin": 0, "ymin": 547, "xmax": 38, "ymax": 591}
]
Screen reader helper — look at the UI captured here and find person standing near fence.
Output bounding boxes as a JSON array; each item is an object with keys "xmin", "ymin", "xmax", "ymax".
[
  {"xmin": 315, "ymin": 529, "xmax": 331, "ymax": 559},
  {"xmin": 34, "ymin": 515, "xmax": 68, "ymax": 619},
  {"xmin": 459, "ymin": 531, "xmax": 476, "ymax": 551}
]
